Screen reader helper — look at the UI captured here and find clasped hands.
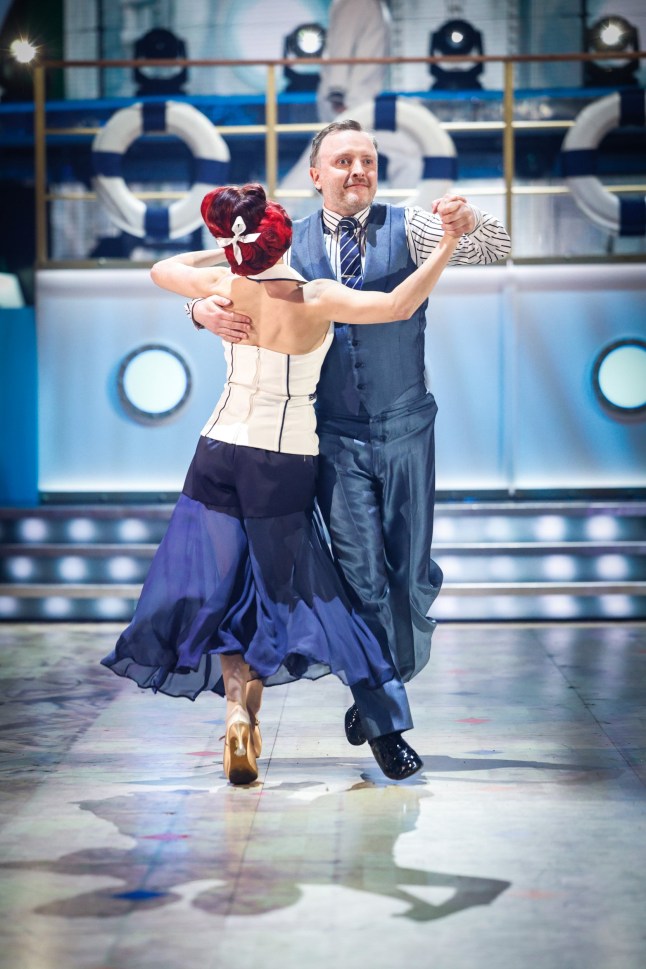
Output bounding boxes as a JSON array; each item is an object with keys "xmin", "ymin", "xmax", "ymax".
[{"xmin": 431, "ymin": 193, "xmax": 475, "ymax": 237}]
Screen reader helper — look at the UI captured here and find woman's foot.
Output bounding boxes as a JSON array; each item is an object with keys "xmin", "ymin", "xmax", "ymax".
[{"xmin": 223, "ymin": 705, "xmax": 258, "ymax": 785}]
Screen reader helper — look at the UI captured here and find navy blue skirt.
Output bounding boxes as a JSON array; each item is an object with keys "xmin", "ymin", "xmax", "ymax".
[{"xmin": 101, "ymin": 437, "xmax": 396, "ymax": 700}]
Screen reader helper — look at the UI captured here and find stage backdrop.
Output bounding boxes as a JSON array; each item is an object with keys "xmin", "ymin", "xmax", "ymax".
[{"xmin": 34, "ymin": 263, "xmax": 646, "ymax": 499}]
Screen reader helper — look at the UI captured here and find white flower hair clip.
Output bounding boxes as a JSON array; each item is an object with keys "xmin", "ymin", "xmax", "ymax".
[{"xmin": 215, "ymin": 215, "xmax": 261, "ymax": 264}]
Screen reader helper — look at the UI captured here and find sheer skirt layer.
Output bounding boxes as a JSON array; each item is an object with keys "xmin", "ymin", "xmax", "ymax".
[{"xmin": 101, "ymin": 493, "xmax": 396, "ymax": 700}]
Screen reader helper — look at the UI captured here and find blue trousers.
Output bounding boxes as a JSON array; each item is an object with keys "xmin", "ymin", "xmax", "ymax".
[{"xmin": 316, "ymin": 394, "xmax": 443, "ymax": 740}]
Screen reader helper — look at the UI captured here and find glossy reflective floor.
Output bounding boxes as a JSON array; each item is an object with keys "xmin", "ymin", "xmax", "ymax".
[{"xmin": 1, "ymin": 621, "xmax": 645, "ymax": 969}]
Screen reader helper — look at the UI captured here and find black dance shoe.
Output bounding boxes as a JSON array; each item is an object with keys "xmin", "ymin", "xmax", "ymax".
[
  {"xmin": 368, "ymin": 732, "xmax": 423, "ymax": 781},
  {"xmin": 344, "ymin": 704, "xmax": 367, "ymax": 746}
]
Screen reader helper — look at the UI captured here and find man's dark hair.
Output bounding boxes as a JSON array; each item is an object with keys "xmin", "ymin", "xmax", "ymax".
[{"xmin": 309, "ymin": 119, "xmax": 379, "ymax": 168}]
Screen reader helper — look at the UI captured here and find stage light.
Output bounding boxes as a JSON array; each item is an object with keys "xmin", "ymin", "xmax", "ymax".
[
  {"xmin": 429, "ymin": 19, "xmax": 484, "ymax": 91},
  {"xmin": 133, "ymin": 28, "xmax": 188, "ymax": 95},
  {"xmin": 283, "ymin": 22, "xmax": 326, "ymax": 93},
  {"xmin": 43, "ymin": 596, "xmax": 72, "ymax": 618},
  {"xmin": 58, "ymin": 557, "xmax": 88, "ymax": 582},
  {"xmin": 0, "ymin": 36, "xmax": 40, "ymax": 102},
  {"xmin": 66, "ymin": 518, "xmax": 98, "ymax": 542},
  {"xmin": 119, "ymin": 519, "xmax": 149, "ymax": 542},
  {"xmin": 534, "ymin": 516, "xmax": 567, "ymax": 542},
  {"xmin": 584, "ymin": 15, "xmax": 640, "ymax": 87},
  {"xmin": 0, "ymin": 597, "xmax": 18, "ymax": 618},
  {"xmin": 108, "ymin": 557, "xmax": 140, "ymax": 582},
  {"xmin": 592, "ymin": 339, "xmax": 646, "ymax": 416},
  {"xmin": 7, "ymin": 556, "xmax": 35, "ymax": 581},
  {"xmin": 17, "ymin": 518, "xmax": 48, "ymax": 542},
  {"xmin": 9, "ymin": 38, "xmax": 38, "ymax": 65}
]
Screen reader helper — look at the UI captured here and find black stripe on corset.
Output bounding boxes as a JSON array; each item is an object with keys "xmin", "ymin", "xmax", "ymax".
[{"xmin": 277, "ymin": 354, "xmax": 291, "ymax": 452}]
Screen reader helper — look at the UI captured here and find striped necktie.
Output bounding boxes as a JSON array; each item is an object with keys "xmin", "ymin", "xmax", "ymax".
[{"xmin": 338, "ymin": 217, "xmax": 363, "ymax": 289}]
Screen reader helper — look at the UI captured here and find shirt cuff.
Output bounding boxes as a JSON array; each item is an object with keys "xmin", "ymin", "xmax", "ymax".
[{"xmin": 466, "ymin": 203, "xmax": 483, "ymax": 234}]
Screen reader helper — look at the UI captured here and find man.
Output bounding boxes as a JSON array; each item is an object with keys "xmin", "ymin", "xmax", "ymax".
[
  {"xmin": 190, "ymin": 120, "xmax": 511, "ymax": 780},
  {"xmin": 316, "ymin": 0, "xmax": 392, "ymax": 122}
]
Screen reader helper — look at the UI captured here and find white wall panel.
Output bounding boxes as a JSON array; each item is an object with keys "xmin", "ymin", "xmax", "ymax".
[
  {"xmin": 36, "ymin": 269, "xmax": 227, "ymax": 495},
  {"xmin": 36, "ymin": 264, "xmax": 646, "ymax": 497}
]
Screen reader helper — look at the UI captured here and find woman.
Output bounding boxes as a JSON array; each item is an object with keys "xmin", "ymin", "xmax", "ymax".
[{"xmin": 101, "ymin": 184, "xmax": 457, "ymax": 785}]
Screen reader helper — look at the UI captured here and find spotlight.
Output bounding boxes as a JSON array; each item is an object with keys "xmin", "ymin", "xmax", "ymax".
[
  {"xmin": 133, "ymin": 28, "xmax": 188, "ymax": 95},
  {"xmin": 584, "ymin": 15, "xmax": 640, "ymax": 87},
  {"xmin": 10, "ymin": 38, "xmax": 39, "ymax": 65},
  {"xmin": 0, "ymin": 35, "xmax": 39, "ymax": 101},
  {"xmin": 429, "ymin": 19, "xmax": 484, "ymax": 91},
  {"xmin": 283, "ymin": 22, "xmax": 326, "ymax": 93}
]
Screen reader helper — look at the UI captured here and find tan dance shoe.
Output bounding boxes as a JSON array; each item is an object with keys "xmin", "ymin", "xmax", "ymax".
[{"xmin": 223, "ymin": 706, "xmax": 258, "ymax": 785}]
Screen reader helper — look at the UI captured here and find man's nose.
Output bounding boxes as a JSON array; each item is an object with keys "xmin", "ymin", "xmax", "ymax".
[{"xmin": 349, "ymin": 158, "xmax": 364, "ymax": 176}]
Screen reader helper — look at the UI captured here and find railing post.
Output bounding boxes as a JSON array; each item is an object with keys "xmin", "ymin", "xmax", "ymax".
[
  {"xmin": 33, "ymin": 64, "xmax": 48, "ymax": 266},
  {"xmin": 503, "ymin": 59, "xmax": 515, "ymax": 253},
  {"xmin": 265, "ymin": 64, "xmax": 278, "ymax": 198}
]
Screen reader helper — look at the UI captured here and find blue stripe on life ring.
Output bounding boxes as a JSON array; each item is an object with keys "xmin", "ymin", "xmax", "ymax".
[
  {"xmin": 619, "ymin": 90, "xmax": 645, "ymax": 127},
  {"xmin": 374, "ymin": 95, "xmax": 397, "ymax": 131},
  {"xmin": 142, "ymin": 102, "xmax": 168, "ymax": 132},
  {"xmin": 423, "ymin": 156, "xmax": 458, "ymax": 180},
  {"xmin": 619, "ymin": 197, "xmax": 646, "ymax": 236},
  {"xmin": 562, "ymin": 149, "xmax": 597, "ymax": 177},
  {"xmin": 145, "ymin": 206, "xmax": 170, "ymax": 239},
  {"xmin": 92, "ymin": 151, "xmax": 123, "ymax": 177},
  {"xmin": 194, "ymin": 157, "xmax": 229, "ymax": 183}
]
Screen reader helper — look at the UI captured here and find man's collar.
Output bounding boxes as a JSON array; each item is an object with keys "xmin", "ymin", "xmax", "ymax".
[{"xmin": 322, "ymin": 205, "xmax": 371, "ymax": 235}]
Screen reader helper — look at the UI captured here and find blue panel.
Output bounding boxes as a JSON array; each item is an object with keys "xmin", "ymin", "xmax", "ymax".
[
  {"xmin": 144, "ymin": 206, "xmax": 170, "ymax": 239},
  {"xmin": 0, "ymin": 308, "xmax": 38, "ymax": 504},
  {"xmin": 142, "ymin": 102, "xmax": 167, "ymax": 132},
  {"xmin": 561, "ymin": 149, "xmax": 597, "ymax": 177},
  {"xmin": 619, "ymin": 198, "xmax": 646, "ymax": 237},
  {"xmin": 619, "ymin": 90, "xmax": 645, "ymax": 127},
  {"xmin": 194, "ymin": 158, "xmax": 229, "ymax": 184},
  {"xmin": 422, "ymin": 156, "xmax": 458, "ymax": 180},
  {"xmin": 374, "ymin": 95, "xmax": 397, "ymax": 131},
  {"xmin": 92, "ymin": 151, "xmax": 123, "ymax": 177}
]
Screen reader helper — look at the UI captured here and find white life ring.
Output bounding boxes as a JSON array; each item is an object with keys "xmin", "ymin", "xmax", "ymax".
[
  {"xmin": 562, "ymin": 90, "xmax": 646, "ymax": 236},
  {"xmin": 337, "ymin": 96, "xmax": 457, "ymax": 209},
  {"xmin": 91, "ymin": 101, "xmax": 230, "ymax": 240}
]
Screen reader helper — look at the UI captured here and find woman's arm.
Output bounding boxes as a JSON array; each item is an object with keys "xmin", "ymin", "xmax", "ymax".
[
  {"xmin": 150, "ymin": 249, "xmax": 228, "ymax": 297},
  {"xmin": 302, "ymin": 232, "xmax": 458, "ymax": 324}
]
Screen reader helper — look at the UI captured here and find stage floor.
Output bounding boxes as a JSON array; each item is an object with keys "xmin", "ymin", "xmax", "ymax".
[{"xmin": 1, "ymin": 621, "xmax": 645, "ymax": 969}]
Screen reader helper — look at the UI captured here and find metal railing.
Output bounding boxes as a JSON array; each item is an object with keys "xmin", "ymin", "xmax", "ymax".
[{"xmin": 32, "ymin": 49, "xmax": 646, "ymax": 266}]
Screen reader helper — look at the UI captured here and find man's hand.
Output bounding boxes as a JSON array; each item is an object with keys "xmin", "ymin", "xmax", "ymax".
[
  {"xmin": 431, "ymin": 194, "xmax": 475, "ymax": 237},
  {"xmin": 193, "ymin": 295, "xmax": 252, "ymax": 342}
]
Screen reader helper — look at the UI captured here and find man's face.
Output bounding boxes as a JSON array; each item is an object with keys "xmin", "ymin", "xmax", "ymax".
[{"xmin": 309, "ymin": 130, "xmax": 378, "ymax": 216}]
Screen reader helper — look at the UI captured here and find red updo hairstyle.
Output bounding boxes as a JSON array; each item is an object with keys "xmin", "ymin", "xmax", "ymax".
[{"xmin": 201, "ymin": 183, "xmax": 292, "ymax": 276}]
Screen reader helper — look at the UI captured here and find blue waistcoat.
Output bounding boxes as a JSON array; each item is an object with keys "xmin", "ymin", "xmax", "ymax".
[{"xmin": 290, "ymin": 204, "xmax": 429, "ymax": 420}]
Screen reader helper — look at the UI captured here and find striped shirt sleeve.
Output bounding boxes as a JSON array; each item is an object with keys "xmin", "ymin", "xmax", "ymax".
[{"xmin": 406, "ymin": 203, "xmax": 511, "ymax": 267}]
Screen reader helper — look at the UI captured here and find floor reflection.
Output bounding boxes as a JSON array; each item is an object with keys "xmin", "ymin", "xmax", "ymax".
[{"xmin": 2, "ymin": 781, "xmax": 510, "ymax": 922}]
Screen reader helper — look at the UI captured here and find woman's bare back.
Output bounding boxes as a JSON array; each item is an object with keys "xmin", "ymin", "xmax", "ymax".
[{"xmin": 214, "ymin": 269, "xmax": 331, "ymax": 356}]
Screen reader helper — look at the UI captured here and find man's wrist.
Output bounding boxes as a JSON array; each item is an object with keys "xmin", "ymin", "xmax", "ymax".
[{"xmin": 184, "ymin": 297, "xmax": 205, "ymax": 330}]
